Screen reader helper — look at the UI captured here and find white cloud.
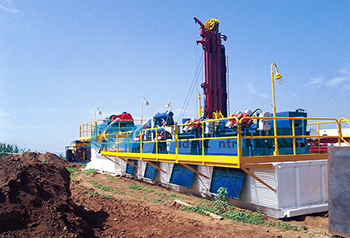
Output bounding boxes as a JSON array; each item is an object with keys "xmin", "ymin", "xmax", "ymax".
[
  {"xmin": 0, "ymin": 0, "xmax": 18, "ymax": 13},
  {"xmin": 308, "ymin": 77, "xmax": 323, "ymax": 86},
  {"xmin": 248, "ymin": 82, "xmax": 268, "ymax": 98},
  {"xmin": 339, "ymin": 67, "xmax": 350, "ymax": 75},
  {"xmin": 326, "ymin": 66, "xmax": 350, "ymax": 87},
  {"xmin": 0, "ymin": 4, "xmax": 18, "ymax": 13},
  {"xmin": 326, "ymin": 77, "xmax": 349, "ymax": 86}
]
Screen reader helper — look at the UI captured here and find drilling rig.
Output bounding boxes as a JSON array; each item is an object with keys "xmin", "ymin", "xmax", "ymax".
[{"xmin": 194, "ymin": 17, "xmax": 228, "ymax": 119}]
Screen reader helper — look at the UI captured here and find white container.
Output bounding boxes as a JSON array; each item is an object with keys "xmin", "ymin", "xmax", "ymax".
[
  {"xmin": 237, "ymin": 160, "xmax": 328, "ymax": 218},
  {"xmin": 85, "ymin": 149, "xmax": 120, "ymax": 174}
]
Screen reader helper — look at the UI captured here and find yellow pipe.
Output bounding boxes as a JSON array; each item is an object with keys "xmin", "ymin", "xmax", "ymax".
[{"xmin": 198, "ymin": 93, "xmax": 202, "ymax": 117}]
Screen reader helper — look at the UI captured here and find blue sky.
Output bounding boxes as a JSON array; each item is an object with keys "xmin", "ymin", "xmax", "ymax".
[{"xmin": 1, "ymin": 1, "xmax": 349, "ymax": 154}]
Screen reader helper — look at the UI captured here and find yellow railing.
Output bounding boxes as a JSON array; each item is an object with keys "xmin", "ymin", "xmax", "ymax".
[
  {"xmin": 307, "ymin": 118, "xmax": 350, "ymax": 147},
  {"xmin": 95, "ymin": 116, "xmax": 350, "ymax": 168},
  {"xmin": 79, "ymin": 118, "xmax": 144, "ymax": 141}
]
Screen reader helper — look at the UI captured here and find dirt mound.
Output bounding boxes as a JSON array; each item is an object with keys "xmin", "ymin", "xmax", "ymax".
[{"xmin": 0, "ymin": 152, "xmax": 95, "ymax": 238}]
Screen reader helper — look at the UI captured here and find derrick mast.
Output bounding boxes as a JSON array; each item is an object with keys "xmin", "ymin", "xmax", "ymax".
[{"xmin": 194, "ymin": 17, "xmax": 228, "ymax": 119}]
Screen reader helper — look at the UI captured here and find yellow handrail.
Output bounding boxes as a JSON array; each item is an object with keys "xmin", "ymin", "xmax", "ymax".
[{"xmin": 84, "ymin": 116, "xmax": 350, "ymax": 168}]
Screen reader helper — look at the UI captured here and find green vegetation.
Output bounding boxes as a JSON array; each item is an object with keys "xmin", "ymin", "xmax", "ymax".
[
  {"xmin": 100, "ymin": 185, "xmax": 114, "ymax": 192},
  {"xmin": 178, "ymin": 187, "xmax": 306, "ymax": 232},
  {"xmin": 266, "ymin": 220, "xmax": 275, "ymax": 227},
  {"xmin": 99, "ymin": 194, "xmax": 112, "ymax": 199},
  {"xmin": 128, "ymin": 183, "xmax": 154, "ymax": 193},
  {"xmin": 66, "ymin": 167, "xmax": 77, "ymax": 173},
  {"xmin": 75, "ymin": 171, "xmax": 318, "ymax": 234},
  {"xmin": 213, "ymin": 187, "xmax": 229, "ymax": 213},
  {"xmin": 86, "ymin": 169, "xmax": 98, "ymax": 176},
  {"xmin": 0, "ymin": 143, "xmax": 31, "ymax": 158},
  {"xmin": 300, "ymin": 224, "xmax": 307, "ymax": 231},
  {"xmin": 143, "ymin": 197, "xmax": 162, "ymax": 204},
  {"xmin": 112, "ymin": 189, "xmax": 125, "ymax": 195},
  {"xmin": 168, "ymin": 192, "xmax": 187, "ymax": 199},
  {"xmin": 277, "ymin": 221, "xmax": 299, "ymax": 231},
  {"xmin": 88, "ymin": 180, "xmax": 98, "ymax": 186},
  {"xmin": 223, "ymin": 210, "xmax": 265, "ymax": 225},
  {"xmin": 88, "ymin": 190, "xmax": 99, "ymax": 195},
  {"xmin": 154, "ymin": 192, "xmax": 166, "ymax": 197},
  {"xmin": 66, "ymin": 166, "xmax": 82, "ymax": 179},
  {"xmin": 103, "ymin": 173, "xmax": 120, "ymax": 181},
  {"xmin": 88, "ymin": 180, "xmax": 120, "ymax": 195}
]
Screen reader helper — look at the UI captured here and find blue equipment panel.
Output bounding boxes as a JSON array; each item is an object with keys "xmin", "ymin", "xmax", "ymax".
[
  {"xmin": 125, "ymin": 160, "xmax": 137, "ymax": 175},
  {"xmin": 267, "ymin": 110, "xmax": 309, "ymax": 155},
  {"xmin": 169, "ymin": 141, "xmax": 201, "ymax": 155},
  {"xmin": 142, "ymin": 142, "xmax": 156, "ymax": 153},
  {"xmin": 170, "ymin": 164, "xmax": 195, "ymax": 189},
  {"xmin": 206, "ymin": 139, "xmax": 238, "ymax": 156},
  {"xmin": 210, "ymin": 167, "xmax": 245, "ymax": 199},
  {"xmin": 144, "ymin": 162, "xmax": 158, "ymax": 180},
  {"xmin": 124, "ymin": 141, "xmax": 140, "ymax": 153},
  {"xmin": 142, "ymin": 142, "xmax": 168, "ymax": 154}
]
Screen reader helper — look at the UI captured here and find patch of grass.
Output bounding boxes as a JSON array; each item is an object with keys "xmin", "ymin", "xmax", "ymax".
[
  {"xmin": 88, "ymin": 190, "xmax": 99, "ymax": 195},
  {"xmin": 99, "ymin": 185, "xmax": 114, "ymax": 192},
  {"xmin": 103, "ymin": 173, "xmax": 120, "ymax": 181},
  {"xmin": 222, "ymin": 210, "xmax": 265, "ymax": 225},
  {"xmin": 168, "ymin": 192, "xmax": 187, "ymax": 199},
  {"xmin": 143, "ymin": 197, "xmax": 162, "ymax": 204},
  {"xmin": 300, "ymin": 224, "xmax": 307, "ymax": 231},
  {"xmin": 127, "ymin": 183, "xmax": 154, "ymax": 193},
  {"xmin": 277, "ymin": 221, "xmax": 299, "ymax": 231},
  {"xmin": 112, "ymin": 189, "xmax": 125, "ymax": 195},
  {"xmin": 179, "ymin": 205, "xmax": 188, "ymax": 211},
  {"xmin": 128, "ymin": 183, "xmax": 143, "ymax": 190},
  {"xmin": 99, "ymin": 194, "xmax": 112, "ymax": 199},
  {"xmin": 86, "ymin": 169, "xmax": 98, "ymax": 176},
  {"xmin": 266, "ymin": 220, "xmax": 275, "ymax": 227},
  {"xmin": 88, "ymin": 180, "xmax": 114, "ymax": 192},
  {"xmin": 69, "ymin": 168, "xmax": 82, "ymax": 179},
  {"xmin": 179, "ymin": 204, "xmax": 211, "ymax": 217},
  {"xmin": 88, "ymin": 180, "xmax": 98, "ymax": 186},
  {"xmin": 154, "ymin": 192, "xmax": 166, "ymax": 197},
  {"xmin": 66, "ymin": 167, "xmax": 77, "ymax": 173}
]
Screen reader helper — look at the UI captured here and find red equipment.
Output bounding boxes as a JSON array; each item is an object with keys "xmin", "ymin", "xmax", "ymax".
[
  {"xmin": 183, "ymin": 119, "xmax": 202, "ymax": 132},
  {"xmin": 227, "ymin": 112, "xmax": 252, "ymax": 128},
  {"xmin": 111, "ymin": 112, "xmax": 133, "ymax": 122},
  {"xmin": 194, "ymin": 17, "xmax": 228, "ymax": 119}
]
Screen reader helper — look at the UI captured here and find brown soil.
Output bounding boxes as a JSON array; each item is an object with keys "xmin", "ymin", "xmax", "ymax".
[
  {"xmin": 0, "ymin": 152, "xmax": 330, "ymax": 238},
  {"xmin": 0, "ymin": 152, "xmax": 93, "ymax": 238}
]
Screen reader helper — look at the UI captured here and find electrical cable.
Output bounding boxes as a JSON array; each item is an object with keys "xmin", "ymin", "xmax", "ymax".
[{"xmin": 177, "ymin": 53, "xmax": 204, "ymax": 122}]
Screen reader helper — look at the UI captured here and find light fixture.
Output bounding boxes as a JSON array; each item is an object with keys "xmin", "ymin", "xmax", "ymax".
[
  {"xmin": 271, "ymin": 63, "xmax": 284, "ymax": 156},
  {"xmin": 274, "ymin": 72, "xmax": 283, "ymax": 85},
  {"xmin": 141, "ymin": 98, "xmax": 149, "ymax": 123},
  {"xmin": 94, "ymin": 107, "xmax": 102, "ymax": 121},
  {"xmin": 165, "ymin": 102, "xmax": 172, "ymax": 111}
]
